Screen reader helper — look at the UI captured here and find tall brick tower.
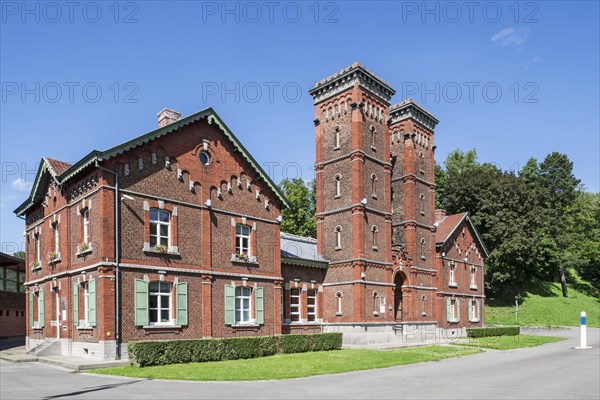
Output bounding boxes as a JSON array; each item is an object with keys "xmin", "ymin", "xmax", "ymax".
[
  {"xmin": 309, "ymin": 63, "xmax": 395, "ymax": 323},
  {"xmin": 389, "ymin": 99, "xmax": 439, "ymax": 321}
]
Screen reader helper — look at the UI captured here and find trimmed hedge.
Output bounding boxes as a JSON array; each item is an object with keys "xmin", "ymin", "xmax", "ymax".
[
  {"xmin": 128, "ymin": 333, "xmax": 343, "ymax": 366},
  {"xmin": 466, "ymin": 326, "xmax": 520, "ymax": 338}
]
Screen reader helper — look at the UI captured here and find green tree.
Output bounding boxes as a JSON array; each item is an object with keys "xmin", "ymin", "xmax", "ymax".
[
  {"xmin": 13, "ymin": 251, "xmax": 25, "ymax": 260},
  {"xmin": 434, "ymin": 163, "xmax": 446, "ymax": 209},
  {"xmin": 278, "ymin": 178, "xmax": 316, "ymax": 238},
  {"xmin": 445, "ymin": 148, "xmax": 479, "ymax": 181},
  {"xmin": 537, "ymin": 152, "xmax": 581, "ymax": 297}
]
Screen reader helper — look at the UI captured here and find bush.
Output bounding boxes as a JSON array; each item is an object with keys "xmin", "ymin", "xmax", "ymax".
[
  {"xmin": 128, "ymin": 332, "xmax": 343, "ymax": 367},
  {"xmin": 466, "ymin": 326, "xmax": 520, "ymax": 338}
]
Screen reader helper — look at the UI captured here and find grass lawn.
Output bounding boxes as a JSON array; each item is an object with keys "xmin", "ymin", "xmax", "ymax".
[
  {"xmin": 486, "ymin": 283, "xmax": 600, "ymax": 328},
  {"xmin": 92, "ymin": 345, "xmax": 481, "ymax": 381},
  {"xmin": 451, "ymin": 335, "xmax": 567, "ymax": 350}
]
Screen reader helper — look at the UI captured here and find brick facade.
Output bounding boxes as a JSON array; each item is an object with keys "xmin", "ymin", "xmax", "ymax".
[{"xmin": 16, "ymin": 63, "xmax": 486, "ymax": 359}]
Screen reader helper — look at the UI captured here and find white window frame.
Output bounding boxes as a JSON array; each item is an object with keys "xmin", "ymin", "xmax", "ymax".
[
  {"xmin": 335, "ymin": 226, "xmax": 342, "ymax": 250},
  {"xmin": 290, "ymin": 288, "xmax": 301, "ymax": 322},
  {"xmin": 470, "ymin": 268, "xmax": 477, "ymax": 288},
  {"xmin": 334, "ymin": 127, "xmax": 340, "ymax": 149},
  {"xmin": 82, "ymin": 209, "xmax": 90, "ymax": 244},
  {"xmin": 307, "ymin": 289, "xmax": 317, "ymax": 322},
  {"xmin": 371, "ymin": 174, "xmax": 377, "ymax": 198},
  {"xmin": 150, "ymin": 209, "xmax": 171, "ymax": 248},
  {"xmin": 334, "ymin": 174, "xmax": 341, "ymax": 198},
  {"xmin": 82, "ymin": 282, "xmax": 90, "ymax": 326},
  {"xmin": 470, "ymin": 300, "xmax": 479, "ymax": 322},
  {"xmin": 149, "ymin": 281, "xmax": 172, "ymax": 326},
  {"xmin": 36, "ymin": 234, "xmax": 41, "ymax": 264},
  {"xmin": 53, "ymin": 222, "xmax": 59, "ymax": 253},
  {"xmin": 372, "ymin": 226, "xmax": 379, "ymax": 250},
  {"xmin": 235, "ymin": 286, "xmax": 252, "ymax": 324},
  {"xmin": 450, "ymin": 299, "xmax": 458, "ymax": 322},
  {"xmin": 449, "ymin": 264, "xmax": 457, "ymax": 287},
  {"xmin": 235, "ymin": 224, "xmax": 251, "ymax": 256}
]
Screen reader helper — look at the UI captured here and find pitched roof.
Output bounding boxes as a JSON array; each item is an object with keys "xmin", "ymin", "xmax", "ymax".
[
  {"xmin": 435, "ymin": 212, "xmax": 489, "ymax": 257},
  {"xmin": 280, "ymin": 232, "xmax": 328, "ymax": 269},
  {"xmin": 15, "ymin": 108, "xmax": 288, "ymax": 216}
]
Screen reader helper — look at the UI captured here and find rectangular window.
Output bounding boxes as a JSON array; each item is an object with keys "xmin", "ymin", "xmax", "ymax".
[
  {"xmin": 235, "ymin": 286, "xmax": 252, "ymax": 324},
  {"xmin": 82, "ymin": 282, "xmax": 90, "ymax": 325},
  {"xmin": 82, "ymin": 209, "xmax": 90, "ymax": 244},
  {"xmin": 5, "ymin": 268, "xmax": 18, "ymax": 293},
  {"xmin": 235, "ymin": 224, "xmax": 251, "ymax": 255},
  {"xmin": 35, "ymin": 234, "xmax": 41, "ymax": 264},
  {"xmin": 470, "ymin": 269, "xmax": 476, "ymax": 288},
  {"xmin": 149, "ymin": 281, "xmax": 172, "ymax": 325},
  {"xmin": 449, "ymin": 265, "xmax": 456, "ymax": 286},
  {"xmin": 290, "ymin": 288, "xmax": 301, "ymax": 322},
  {"xmin": 307, "ymin": 289, "xmax": 317, "ymax": 322},
  {"xmin": 471, "ymin": 300, "xmax": 478, "ymax": 321},
  {"xmin": 0, "ymin": 267, "xmax": 4, "ymax": 291},
  {"xmin": 54, "ymin": 222, "xmax": 60, "ymax": 252},
  {"xmin": 149, "ymin": 209, "xmax": 170, "ymax": 247},
  {"xmin": 451, "ymin": 299, "xmax": 457, "ymax": 321},
  {"xmin": 18, "ymin": 272, "xmax": 25, "ymax": 293}
]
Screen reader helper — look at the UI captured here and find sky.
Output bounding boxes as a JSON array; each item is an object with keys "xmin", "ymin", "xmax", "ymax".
[{"xmin": 1, "ymin": 0, "xmax": 599, "ymax": 254}]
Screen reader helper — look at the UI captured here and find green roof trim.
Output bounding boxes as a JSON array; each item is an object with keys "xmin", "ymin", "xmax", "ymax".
[
  {"xmin": 14, "ymin": 107, "xmax": 288, "ymax": 216},
  {"xmin": 281, "ymin": 256, "xmax": 329, "ymax": 269}
]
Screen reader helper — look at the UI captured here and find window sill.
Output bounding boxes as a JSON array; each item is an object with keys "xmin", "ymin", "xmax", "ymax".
[
  {"xmin": 470, "ymin": 286, "xmax": 478, "ymax": 290},
  {"xmin": 469, "ymin": 319, "xmax": 480, "ymax": 323},
  {"xmin": 335, "ymin": 312, "xmax": 342, "ymax": 316},
  {"xmin": 333, "ymin": 146, "xmax": 340, "ymax": 151},
  {"xmin": 76, "ymin": 247, "xmax": 93, "ymax": 258},
  {"xmin": 76, "ymin": 325, "xmax": 95, "ymax": 331},
  {"xmin": 372, "ymin": 246, "xmax": 378, "ymax": 251},
  {"xmin": 420, "ymin": 256, "xmax": 426, "ymax": 260},
  {"xmin": 334, "ymin": 195, "xmax": 341, "ymax": 199},
  {"xmin": 230, "ymin": 254, "xmax": 258, "ymax": 264},
  {"xmin": 448, "ymin": 320, "xmax": 459, "ymax": 324},
  {"xmin": 334, "ymin": 246, "xmax": 342, "ymax": 251},
  {"xmin": 31, "ymin": 265, "xmax": 42, "ymax": 272},
  {"xmin": 371, "ymin": 146, "xmax": 377, "ymax": 151},
  {"xmin": 143, "ymin": 324, "xmax": 183, "ymax": 329},
  {"xmin": 144, "ymin": 248, "xmax": 181, "ymax": 257},
  {"xmin": 449, "ymin": 283, "xmax": 458, "ymax": 288},
  {"xmin": 231, "ymin": 323, "xmax": 260, "ymax": 329}
]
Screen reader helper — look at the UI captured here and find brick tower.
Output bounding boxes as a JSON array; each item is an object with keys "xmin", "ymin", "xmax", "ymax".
[
  {"xmin": 309, "ymin": 63, "xmax": 395, "ymax": 324},
  {"xmin": 389, "ymin": 99, "xmax": 439, "ymax": 322}
]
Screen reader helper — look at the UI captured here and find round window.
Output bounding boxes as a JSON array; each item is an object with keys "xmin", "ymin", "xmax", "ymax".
[{"xmin": 199, "ymin": 151, "xmax": 211, "ymax": 165}]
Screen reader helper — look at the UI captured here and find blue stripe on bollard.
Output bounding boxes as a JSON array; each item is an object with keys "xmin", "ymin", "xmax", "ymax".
[{"xmin": 581, "ymin": 316, "xmax": 586, "ymax": 325}]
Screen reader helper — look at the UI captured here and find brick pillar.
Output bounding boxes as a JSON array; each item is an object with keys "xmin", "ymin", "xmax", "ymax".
[
  {"xmin": 273, "ymin": 281, "xmax": 282, "ymax": 334},
  {"xmin": 201, "ymin": 275, "xmax": 212, "ymax": 337}
]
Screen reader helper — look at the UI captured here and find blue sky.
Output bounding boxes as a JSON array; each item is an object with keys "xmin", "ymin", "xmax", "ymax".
[{"xmin": 1, "ymin": 0, "xmax": 599, "ymax": 253}]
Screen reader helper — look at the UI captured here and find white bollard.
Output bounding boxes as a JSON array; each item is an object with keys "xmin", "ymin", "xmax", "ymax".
[{"xmin": 575, "ymin": 311, "xmax": 591, "ymax": 350}]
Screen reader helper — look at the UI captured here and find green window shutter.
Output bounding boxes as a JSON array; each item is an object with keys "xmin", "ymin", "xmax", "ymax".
[
  {"xmin": 468, "ymin": 300, "xmax": 473, "ymax": 322},
  {"xmin": 176, "ymin": 282, "xmax": 188, "ymax": 326},
  {"xmin": 255, "ymin": 286, "xmax": 264, "ymax": 325},
  {"xmin": 73, "ymin": 283, "xmax": 79, "ymax": 326},
  {"xmin": 224, "ymin": 284, "xmax": 235, "ymax": 325},
  {"xmin": 456, "ymin": 299, "xmax": 461, "ymax": 322},
  {"xmin": 134, "ymin": 279, "xmax": 149, "ymax": 326},
  {"xmin": 88, "ymin": 279, "xmax": 97, "ymax": 327},
  {"xmin": 477, "ymin": 300, "xmax": 481, "ymax": 321},
  {"xmin": 39, "ymin": 289, "xmax": 45, "ymax": 328},
  {"xmin": 29, "ymin": 291, "xmax": 34, "ymax": 328},
  {"xmin": 446, "ymin": 298, "xmax": 452, "ymax": 322}
]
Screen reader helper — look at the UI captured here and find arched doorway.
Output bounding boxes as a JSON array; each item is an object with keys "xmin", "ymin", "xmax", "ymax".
[{"xmin": 393, "ymin": 272, "xmax": 405, "ymax": 321}]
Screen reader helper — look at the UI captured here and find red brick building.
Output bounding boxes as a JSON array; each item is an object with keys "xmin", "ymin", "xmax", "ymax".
[
  {"xmin": 0, "ymin": 252, "xmax": 26, "ymax": 349},
  {"xmin": 15, "ymin": 63, "xmax": 487, "ymax": 359}
]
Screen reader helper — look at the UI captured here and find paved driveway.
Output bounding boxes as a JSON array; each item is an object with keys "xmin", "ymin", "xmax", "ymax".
[{"xmin": 1, "ymin": 327, "xmax": 598, "ymax": 399}]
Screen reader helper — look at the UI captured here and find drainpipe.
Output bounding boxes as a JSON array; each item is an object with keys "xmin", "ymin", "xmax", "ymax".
[{"xmin": 95, "ymin": 160, "xmax": 121, "ymax": 358}]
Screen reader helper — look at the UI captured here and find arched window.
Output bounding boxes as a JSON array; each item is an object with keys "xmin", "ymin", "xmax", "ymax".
[
  {"xmin": 372, "ymin": 226, "xmax": 379, "ymax": 250},
  {"xmin": 335, "ymin": 291, "xmax": 343, "ymax": 315},
  {"xmin": 420, "ymin": 237, "xmax": 426, "ymax": 260},
  {"xmin": 334, "ymin": 226, "xmax": 342, "ymax": 250},
  {"xmin": 371, "ymin": 174, "xmax": 378, "ymax": 199},
  {"xmin": 334, "ymin": 126, "xmax": 341, "ymax": 149},
  {"xmin": 334, "ymin": 174, "xmax": 341, "ymax": 198},
  {"xmin": 419, "ymin": 193, "xmax": 425, "ymax": 215},
  {"xmin": 419, "ymin": 151, "xmax": 425, "ymax": 174}
]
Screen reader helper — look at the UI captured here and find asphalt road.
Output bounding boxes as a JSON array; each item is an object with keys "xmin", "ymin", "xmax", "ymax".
[{"xmin": 1, "ymin": 327, "xmax": 598, "ymax": 400}]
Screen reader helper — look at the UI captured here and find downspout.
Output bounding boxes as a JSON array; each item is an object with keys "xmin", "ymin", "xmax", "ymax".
[{"xmin": 95, "ymin": 160, "xmax": 121, "ymax": 358}]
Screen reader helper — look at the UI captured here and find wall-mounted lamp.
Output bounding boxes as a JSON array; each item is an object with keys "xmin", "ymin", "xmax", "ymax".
[{"xmin": 205, "ymin": 199, "xmax": 212, "ymax": 208}]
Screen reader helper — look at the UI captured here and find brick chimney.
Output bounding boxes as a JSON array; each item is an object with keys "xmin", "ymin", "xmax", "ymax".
[
  {"xmin": 157, "ymin": 108, "xmax": 181, "ymax": 128},
  {"xmin": 435, "ymin": 209, "xmax": 447, "ymax": 223}
]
